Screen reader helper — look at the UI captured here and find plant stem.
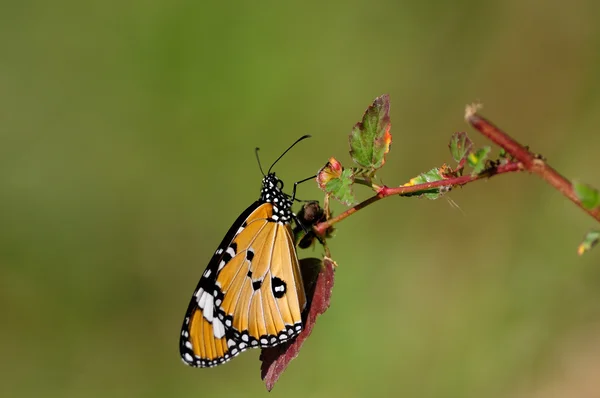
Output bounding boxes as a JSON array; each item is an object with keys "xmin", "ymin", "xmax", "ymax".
[
  {"xmin": 465, "ymin": 106, "xmax": 600, "ymax": 222},
  {"xmin": 313, "ymin": 162, "xmax": 522, "ymax": 236},
  {"xmin": 313, "ymin": 106, "xmax": 600, "ymax": 237}
]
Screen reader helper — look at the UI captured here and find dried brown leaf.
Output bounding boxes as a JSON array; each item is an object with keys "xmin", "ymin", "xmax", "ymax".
[{"xmin": 260, "ymin": 257, "xmax": 336, "ymax": 391}]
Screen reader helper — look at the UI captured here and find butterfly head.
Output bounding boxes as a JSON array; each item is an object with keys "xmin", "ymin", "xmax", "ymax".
[{"xmin": 260, "ymin": 173, "xmax": 293, "ymax": 223}]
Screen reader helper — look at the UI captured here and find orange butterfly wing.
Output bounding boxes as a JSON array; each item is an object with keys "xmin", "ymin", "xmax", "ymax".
[
  {"xmin": 180, "ymin": 199, "xmax": 305, "ymax": 368},
  {"xmin": 217, "ymin": 203, "xmax": 306, "ymax": 346}
]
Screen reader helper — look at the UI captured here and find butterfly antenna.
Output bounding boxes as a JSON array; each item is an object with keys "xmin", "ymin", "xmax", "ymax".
[
  {"xmin": 268, "ymin": 134, "xmax": 311, "ymax": 174},
  {"xmin": 255, "ymin": 147, "xmax": 265, "ymax": 176}
]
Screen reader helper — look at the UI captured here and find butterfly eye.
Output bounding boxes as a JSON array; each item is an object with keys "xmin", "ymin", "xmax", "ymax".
[{"xmin": 277, "ymin": 180, "xmax": 284, "ymax": 190}]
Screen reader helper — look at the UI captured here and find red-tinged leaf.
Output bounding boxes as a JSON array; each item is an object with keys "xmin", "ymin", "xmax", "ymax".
[
  {"xmin": 349, "ymin": 95, "xmax": 392, "ymax": 171},
  {"xmin": 316, "ymin": 157, "xmax": 344, "ymax": 190},
  {"xmin": 449, "ymin": 132, "xmax": 473, "ymax": 164},
  {"xmin": 317, "ymin": 158, "xmax": 356, "ymax": 205},
  {"xmin": 260, "ymin": 257, "xmax": 336, "ymax": 391},
  {"xmin": 403, "ymin": 166, "xmax": 451, "ymax": 199},
  {"xmin": 325, "ymin": 169, "xmax": 355, "ymax": 205},
  {"xmin": 467, "ymin": 146, "xmax": 492, "ymax": 176}
]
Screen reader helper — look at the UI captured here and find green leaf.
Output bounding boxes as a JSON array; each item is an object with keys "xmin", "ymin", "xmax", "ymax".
[
  {"xmin": 467, "ymin": 146, "xmax": 491, "ymax": 175},
  {"xmin": 325, "ymin": 168, "xmax": 356, "ymax": 205},
  {"xmin": 449, "ymin": 132, "xmax": 473, "ymax": 163},
  {"xmin": 349, "ymin": 95, "xmax": 392, "ymax": 171},
  {"xmin": 405, "ymin": 167, "xmax": 449, "ymax": 200},
  {"xmin": 578, "ymin": 230, "xmax": 600, "ymax": 255},
  {"xmin": 573, "ymin": 181, "xmax": 600, "ymax": 210}
]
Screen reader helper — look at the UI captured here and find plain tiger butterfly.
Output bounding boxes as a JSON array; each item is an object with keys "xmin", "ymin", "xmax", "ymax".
[{"xmin": 180, "ymin": 135, "xmax": 313, "ymax": 368}]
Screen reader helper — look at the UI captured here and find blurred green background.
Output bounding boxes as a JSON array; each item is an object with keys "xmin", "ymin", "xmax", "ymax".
[{"xmin": 3, "ymin": 0, "xmax": 600, "ymax": 397}]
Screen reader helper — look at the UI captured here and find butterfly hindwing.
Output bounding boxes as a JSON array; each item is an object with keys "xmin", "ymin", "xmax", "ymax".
[{"xmin": 216, "ymin": 204, "xmax": 306, "ymax": 347}]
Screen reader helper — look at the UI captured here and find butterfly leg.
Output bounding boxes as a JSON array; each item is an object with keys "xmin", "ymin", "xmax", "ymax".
[{"xmin": 291, "ymin": 174, "xmax": 317, "ymax": 202}]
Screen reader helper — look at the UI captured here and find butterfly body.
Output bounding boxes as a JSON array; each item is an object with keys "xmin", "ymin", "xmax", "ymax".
[{"xmin": 180, "ymin": 173, "xmax": 306, "ymax": 368}]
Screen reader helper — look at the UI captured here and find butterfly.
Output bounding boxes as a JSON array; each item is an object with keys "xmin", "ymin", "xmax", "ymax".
[{"xmin": 180, "ymin": 136, "xmax": 313, "ymax": 368}]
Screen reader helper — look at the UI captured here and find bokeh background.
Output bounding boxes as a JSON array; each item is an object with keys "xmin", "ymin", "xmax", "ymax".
[{"xmin": 3, "ymin": 1, "xmax": 600, "ymax": 397}]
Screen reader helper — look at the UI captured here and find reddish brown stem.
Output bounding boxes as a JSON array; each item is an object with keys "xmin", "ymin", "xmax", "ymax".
[
  {"xmin": 314, "ymin": 107, "xmax": 600, "ymax": 237},
  {"xmin": 466, "ymin": 109, "xmax": 600, "ymax": 222},
  {"xmin": 313, "ymin": 162, "xmax": 522, "ymax": 236}
]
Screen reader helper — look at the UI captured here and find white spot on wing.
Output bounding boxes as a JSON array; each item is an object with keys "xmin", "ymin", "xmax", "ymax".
[
  {"xmin": 226, "ymin": 246, "xmax": 236, "ymax": 258},
  {"xmin": 213, "ymin": 318, "xmax": 225, "ymax": 339},
  {"xmin": 202, "ymin": 295, "xmax": 214, "ymax": 322},
  {"xmin": 218, "ymin": 260, "xmax": 226, "ymax": 270},
  {"xmin": 184, "ymin": 353, "xmax": 193, "ymax": 362},
  {"xmin": 197, "ymin": 290, "xmax": 207, "ymax": 308}
]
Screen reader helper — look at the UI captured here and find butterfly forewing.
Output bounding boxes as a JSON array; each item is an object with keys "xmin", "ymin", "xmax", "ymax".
[
  {"xmin": 180, "ymin": 173, "xmax": 306, "ymax": 368},
  {"xmin": 180, "ymin": 202, "xmax": 261, "ymax": 367}
]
